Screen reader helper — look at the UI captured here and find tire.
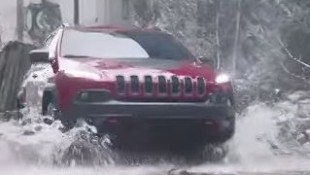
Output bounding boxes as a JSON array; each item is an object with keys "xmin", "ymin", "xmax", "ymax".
[
  {"xmin": 200, "ymin": 143, "xmax": 229, "ymax": 162},
  {"xmin": 46, "ymin": 102, "xmax": 58, "ymax": 119},
  {"xmin": 179, "ymin": 143, "xmax": 228, "ymax": 164}
]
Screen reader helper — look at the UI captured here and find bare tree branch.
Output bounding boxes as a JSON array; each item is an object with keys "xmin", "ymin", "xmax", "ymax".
[
  {"xmin": 280, "ymin": 61, "xmax": 310, "ymax": 85},
  {"xmin": 276, "ymin": 36, "xmax": 310, "ymax": 84},
  {"xmin": 277, "ymin": 37, "xmax": 310, "ymax": 69}
]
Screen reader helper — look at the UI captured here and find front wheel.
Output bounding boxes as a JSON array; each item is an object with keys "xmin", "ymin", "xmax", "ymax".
[
  {"xmin": 45, "ymin": 101, "xmax": 76, "ymax": 132},
  {"xmin": 201, "ymin": 144, "xmax": 229, "ymax": 162},
  {"xmin": 46, "ymin": 102, "xmax": 58, "ymax": 119},
  {"xmin": 186, "ymin": 143, "xmax": 228, "ymax": 163}
]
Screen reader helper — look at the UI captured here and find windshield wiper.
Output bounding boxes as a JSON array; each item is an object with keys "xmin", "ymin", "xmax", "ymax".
[{"xmin": 62, "ymin": 54, "xmax": 91, "ymax": 58}]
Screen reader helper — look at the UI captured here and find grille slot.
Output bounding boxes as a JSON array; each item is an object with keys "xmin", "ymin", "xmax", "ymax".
[
  {"xmin": 158, "ymin": 76, "xmax": 167, "ymax": 93},
  {"xmin": 144, "ymin": 76, "xmax": 153, "ymax": 93},
  {"xmin": 184, "ymin": 77, "xmax": 193, "ymax": 94},
  {"xmin": 130, "ymin": 75, "xmax": 139, "ymax": 93},
  {"xmin": 171, "ymin": 76, "xmax": 180, "ymax": 94},
  {"xmin": 197, "ymin": 77, "xmax": 206, "ymax": 95},
  {"xmin": 116, "ymin": 75, "xmax": 126, "ymax": 93},
  {"xmin": 116, "ymin": 75, "xmax": 207, "ymax": 100}
]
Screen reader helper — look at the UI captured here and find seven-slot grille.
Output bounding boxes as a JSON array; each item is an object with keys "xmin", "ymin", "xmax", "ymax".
[{"xmin": 116, "ymin": 75, "xmax": 207, "ymax": 98}]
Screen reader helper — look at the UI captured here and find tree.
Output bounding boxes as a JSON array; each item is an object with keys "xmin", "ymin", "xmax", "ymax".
[{"xmin": 232, "ymin": 0, "xmax": 242, "ymax": 75}]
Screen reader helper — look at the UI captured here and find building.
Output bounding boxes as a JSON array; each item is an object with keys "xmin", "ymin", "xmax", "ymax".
[
  {"xmin": 47, "ymin": 0, "xmax": 134, "ymax": 26},
  {"xmin": 0, "ymin": 0, "xmax": 134, "ymax": 43},
  {"xmin": 95, "ymin": 0, "xmax": 133, "ymax": 26}
]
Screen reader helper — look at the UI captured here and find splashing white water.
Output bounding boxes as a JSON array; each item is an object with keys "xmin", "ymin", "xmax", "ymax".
[
  {"xmin": 189, "ymin": 96, "xmax": 310, "ymax": 174},
  {"xmin": 1, "ymin": 93, "xmax": 310, "ymax": 174},
  {"xmin": 0, "ymin": 107, "xmax": 116, "ymax": 167},
  {"xmin": 227, "ymin": 103, "xmax": 281, "ymax": 163}
]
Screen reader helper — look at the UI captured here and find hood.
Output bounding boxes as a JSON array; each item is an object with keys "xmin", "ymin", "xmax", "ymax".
[{"xmin": 59, "ymin": 57, "xmax": 217, "ymax": 81}]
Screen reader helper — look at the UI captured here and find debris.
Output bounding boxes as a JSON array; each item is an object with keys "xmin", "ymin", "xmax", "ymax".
[{"xmin": 23, "ymin": 130, "xmax": 35, "ymax": 136}]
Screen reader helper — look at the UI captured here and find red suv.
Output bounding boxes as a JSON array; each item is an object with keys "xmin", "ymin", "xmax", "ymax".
[{"xmin": 18, "ymin": 24, "xmax": 235, "ymax": 152}]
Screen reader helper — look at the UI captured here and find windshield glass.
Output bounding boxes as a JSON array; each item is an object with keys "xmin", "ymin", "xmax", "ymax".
[
  {"xmin": 60, "ymin": 29, "xmax": 193, "ymax": 60},
  {"xmin": 121, "ymin": 31, "xmax": 194, "ymax": 60},
  {"xmin": 61, "ymin": 29, "xmax": 149, "ymax": 58}
]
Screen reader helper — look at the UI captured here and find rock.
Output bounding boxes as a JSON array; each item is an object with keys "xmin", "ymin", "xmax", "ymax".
[
  {"xmin": 296, "ymin": 133, "xmax": 307, "ymax": 145},
  {"xmin": 20, "ymin": 118, "xmax": 32, "ymax": 126},
  {"xmin": 43, "ymin": 117, "xmax": 54, "ymax": 125},
  {"xmin": 23, "ymin": 130, "xmax": 35, "ymax": 136},
  {"xmin": 167, "ymin": 169, "xmax": 215, "ymax": 175},
  {"xmin": 302, "ymin": 142, "xmax": 310, "ymax": 152},
  {"xmin": 20, "ymin": 120, "xmax": 28, "ymax": 126},
  {"xmin": 305, "ymin": 129, "xmax": 310, "ymax": 137},
  {"xmin": 167, "ymin": 169, "xmax": 187, "ymax": 175},
  {"xmin": 34, "ymin": 125, "xmax": 42, "ymax": 132},
  {"xmin": 1, "ymin": 111, "xmax": 23, "ymax": 121}
]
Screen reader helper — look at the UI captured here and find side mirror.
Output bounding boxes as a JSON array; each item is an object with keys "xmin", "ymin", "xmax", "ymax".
[
  {"xmin": 16, "ymin": 98, "xmax": 25, "ymax": 109},
  {"xmin": 29, "ymin": 49, "xmax": 50, "ymax": 63}
]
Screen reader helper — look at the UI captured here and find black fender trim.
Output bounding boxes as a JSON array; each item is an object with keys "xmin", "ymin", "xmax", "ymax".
[{"xmin": 42, "ymin": 83, "xmax": 60, "ymax": 115}]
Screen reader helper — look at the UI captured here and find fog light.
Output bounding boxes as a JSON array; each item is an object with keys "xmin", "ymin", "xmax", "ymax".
[
  {"xmin": 220, "ymin": 120, "xmax": 231, "ymax": 129},
  {"xmin": 78, "ymin": 90, "xmax": 111, "ymax": 102}
]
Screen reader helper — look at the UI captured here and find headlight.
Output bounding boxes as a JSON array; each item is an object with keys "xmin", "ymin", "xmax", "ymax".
[
  {"xmin": 64, "ymin": 70, "xmax": 102, "ymax": 81},
  {"xmin": 215, "ymin": 73, "xmax": 230, "ymax": 84}
]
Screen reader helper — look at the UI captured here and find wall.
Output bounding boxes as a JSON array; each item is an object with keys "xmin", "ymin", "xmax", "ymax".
[
  {"xmin": 0, "ymin": 0, "xmax": 134, "ymax": 112},
  {"xmin": 109, "ymin": 0, "xmax": 133, "ymax": 26},
  {"xmin": 0, "ymin": 0, "xmax": 134, "ymax": 44},
  {"xmin": 0, "ymin": 1, "xmax": 18, "ymax": 43},
  {"xmin": 24, "ymin": 0, "xmax": 97, "ymax": 26},
  {"xmin": 96, "ymin": 0, "xmax": 133, "ymax": 26},
  {"xmin": 96, "ymin": 0, "xmax": 110, "ymax": 24},
  {"xmin": 0, "ymin": 42, "xmax": 35, "ymax": 112},
  {"xmin": 80, "ymin": 0, "xmax": 97, "ymax": 25}
]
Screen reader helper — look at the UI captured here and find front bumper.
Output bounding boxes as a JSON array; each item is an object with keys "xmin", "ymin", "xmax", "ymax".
[
  {"xmin": 64, "ymin": 100, "xmax": 235, "ymax": 147},
  {"xmin": 67, "ymin": 100, "xmax": 235, "ymax": 120}
]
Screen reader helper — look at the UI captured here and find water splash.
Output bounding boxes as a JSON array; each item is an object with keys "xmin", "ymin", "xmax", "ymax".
[
  {"xmin": 188, "ymin": 95, "xmax": 310, "ymax": 174},
  {"xmin": 1, "ymin": 92, "xmax": 310, "ymax": 174},
  {"xmin": 0, "ymin": 107, "xmax": 116, "ymax": 167}
]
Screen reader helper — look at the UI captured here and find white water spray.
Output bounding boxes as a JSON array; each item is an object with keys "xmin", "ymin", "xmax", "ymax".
[{"xmin": 1, "ymin": 93, "xmax": 310, "ymax": 174}]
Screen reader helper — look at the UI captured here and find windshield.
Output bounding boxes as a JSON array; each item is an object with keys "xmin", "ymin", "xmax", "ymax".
[{"xmin": 60, "ymin": 29, "xmax": 194, "ymax": 60}]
